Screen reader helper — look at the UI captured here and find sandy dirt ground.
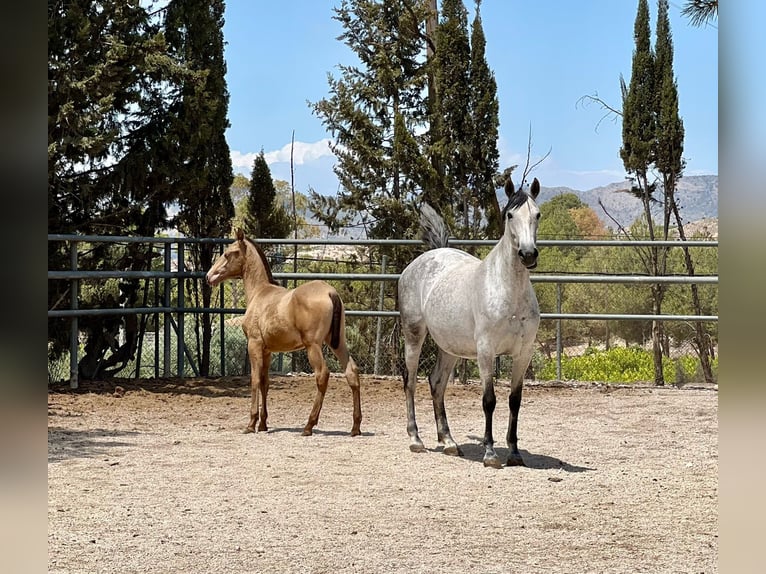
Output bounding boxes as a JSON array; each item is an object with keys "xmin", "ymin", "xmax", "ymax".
[{"xmin": 48, "ymin": 375, "xmax": 718, "ymax": 574}]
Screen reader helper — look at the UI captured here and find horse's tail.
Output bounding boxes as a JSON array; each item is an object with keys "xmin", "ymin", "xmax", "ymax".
[
  {"xmin": 420, "ymin": 203, "xmax": 450, "ymax": 249},
  {"xmin": 328, "ymin": 291, "xmax": 342, "ymax": 350}
]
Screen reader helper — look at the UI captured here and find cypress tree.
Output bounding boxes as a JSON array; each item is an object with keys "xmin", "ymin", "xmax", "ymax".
[
  {"xmin": 433, "ymin": 0, "xmax": 472, "ymax": 236},
  {"xmin": 468, "ymin": 0, "xmax": 500, "ymax": 237},
  {"xmin": 165, "ymin": 0, "xmax": 234, "ymax": 375},
  {"xmin": 244, "ymin": 151, "xmax": 291, "ymax": 239},
  {"xmin": 655, "ymin": 0, "xmax": 714, "ymax": 383},
  {"xmin": 620, "ymin": 0, "xmax": 664, "ymax": 385}
]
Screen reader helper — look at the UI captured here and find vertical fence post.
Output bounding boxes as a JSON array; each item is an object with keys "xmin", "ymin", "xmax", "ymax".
[
  {"xmin": 373, "ymin": 255, "xmax": 388, "ymax": 375},
  {"xmin": 556, "ymin": 282, "xmax": 562, "ymax": 380},
  {"xmin": 69, "ymin": 241, "xmax": 79, "ymax": 389},
  {"xmin": 163, "ymin": 243, "xmax": 171, "ymax": 376},
  {"xmin": 177, "ymin": 241, "xmax": 185, "ymax": 377},
  {"xmin": 219, "ymin": 260, "xmax": 226, "ymax": 376}
]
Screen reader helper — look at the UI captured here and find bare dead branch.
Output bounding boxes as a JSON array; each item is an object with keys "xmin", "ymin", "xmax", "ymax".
[
  {"xmin": 519, "ymin": 124, "xmax": 552, "ymax": 188},
  {"xmin": 576, "ymin": 92, "xmax": 623, "ymax": 134}
]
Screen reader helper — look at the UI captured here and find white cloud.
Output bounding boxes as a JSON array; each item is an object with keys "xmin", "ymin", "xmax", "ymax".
[
  {"xmin": 263, "ymin": 138, "xmax": 335, "ymax": 165},
  {"xmin": 231, "ymin": 139, "xmax": 337, "ymax": 176}
]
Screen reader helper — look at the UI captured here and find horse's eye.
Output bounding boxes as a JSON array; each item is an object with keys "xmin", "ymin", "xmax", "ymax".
[
  {"xmin": 506, "ymin": 212, "xmax": 513, "ymax": 220},
  {"xmin": 536, "ymin": 213, "xmax": 541, "ymax": 220}
]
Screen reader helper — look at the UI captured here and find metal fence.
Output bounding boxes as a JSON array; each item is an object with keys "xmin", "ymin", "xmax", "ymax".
[{"xmin": 48, "ymin": 234, "xmax": 718, "ymax": 387}]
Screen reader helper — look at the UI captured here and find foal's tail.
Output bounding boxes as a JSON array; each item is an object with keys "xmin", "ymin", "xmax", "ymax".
[
  {"xmin": 420, "ymin": 203, "xmax": 450, "ymax": 249},
  {"xmin": 328, "ymin": 292, "xmax": 342, "ymax": 350}
]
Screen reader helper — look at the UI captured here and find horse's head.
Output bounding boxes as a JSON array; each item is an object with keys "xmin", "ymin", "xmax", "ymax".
[
  {"xmin": 501, "ymin": 178, "xmax": 541, "ymax": 269},
  {"xmin": 206, "ymin": 228, "xmax": 249, "ymax": 286}
]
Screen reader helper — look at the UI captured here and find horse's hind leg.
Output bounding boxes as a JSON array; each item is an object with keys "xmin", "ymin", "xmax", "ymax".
[
  {"xmin": 403, "ymin": 322, "xmax": 427, "ymax": 453},
  {"xmin": 330, "ymin": 340, "xmax": 362, "ymax": 436},
  {"xmin": 430, "ymin": 350, "xmax": 461, "ymax": 457},
  {"xmin": 304, "ymin": 343, "xmax": 329, "ymax": 436}
]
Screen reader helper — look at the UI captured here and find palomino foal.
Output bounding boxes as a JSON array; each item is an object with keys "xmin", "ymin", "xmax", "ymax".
[
  {"xmin": 206, "ymin": 229, "xmax": 362, "ymax": 436},
  {"xmin": 398, "ymin": 178, "xmax": 541, "ymax": 468}
]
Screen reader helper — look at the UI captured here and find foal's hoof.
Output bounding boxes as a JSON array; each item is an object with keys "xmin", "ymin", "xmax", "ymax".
[
  {"xmin": 506, "ymin": 454, "xmax": 527, "ymax": 467},
  {"xmin": 350, "ymin": 428, "xmax": 361, "ymax": 437},
  {"xmin": 243, "ymin": 427, "xmax": 255, "ymax": 434},
  {"xmin": 409, "ymin": 443, "xmax": 426, "ymax": 453},
  {"xmin": 302, "ymin": 428, "xmax": 313, "ymax": 437},
  {"xmin": 483, "ymin": 456, "xmax": 503, "ymax": 469},
  {"xmin": 443, "ymin": 445, "xmax": 463, "ymax": 457}
]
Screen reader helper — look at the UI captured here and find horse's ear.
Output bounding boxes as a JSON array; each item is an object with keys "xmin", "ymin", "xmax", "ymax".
[
  {"xmin": 235, "ymin": 228, "xmax": 245, "ymax": 242},
  {"xmin": 504, "ymin": 178, "xmax": 515, "ymax": 198},
  {"xmin": 530, "ymin": 178, "xmax": 540, "ymax": 199}
]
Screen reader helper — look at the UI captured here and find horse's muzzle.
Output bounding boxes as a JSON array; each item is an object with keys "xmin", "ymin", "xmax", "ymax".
[{"xmin": 518, "ymin": 248, "xmax": 539, "ymax": 269}]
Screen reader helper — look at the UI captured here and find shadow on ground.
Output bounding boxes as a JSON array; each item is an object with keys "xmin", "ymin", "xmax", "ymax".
[{"xmin": 48, "ymin": 427, "xmax": 141, "ymax": 463}]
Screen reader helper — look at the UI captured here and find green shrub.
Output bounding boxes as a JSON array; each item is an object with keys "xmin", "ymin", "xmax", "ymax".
[{"xmin": 536, "ymin": 346, "xmax": 707, "ymax": 383}]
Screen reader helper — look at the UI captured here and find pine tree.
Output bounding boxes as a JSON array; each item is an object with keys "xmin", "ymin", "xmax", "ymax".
[
  {"xmin": 468, "ymin": 0, "xmax": 500, "ymax": 237},
  {"xmin": 310, "ymin": 0, "xmax": 434, "ymax": 267},
  {"xmin": 165, "ymin": 0, "xmax": 234, "ymax": 375},
  {"xmin": 244, "ymin": 151, "xmax": 291, "ymax": 239}
]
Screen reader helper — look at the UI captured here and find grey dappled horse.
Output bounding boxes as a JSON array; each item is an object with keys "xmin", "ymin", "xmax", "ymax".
[{"xmin": 398, "ymin": 178, "xmax": 541, "ymax": 468}]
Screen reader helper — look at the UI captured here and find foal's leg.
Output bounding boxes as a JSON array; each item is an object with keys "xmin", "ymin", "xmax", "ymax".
[
  {"xmin": 506, "ymin": 344, "xmax": 534, "ymax": 467},
  {"xmin": 429, "ymin": 350, "xmax": 461, "ymax": 456},
  {"xmin": 402, "ymin": 323, "xmax": 427, "ymax": 452},
  {"xmin": 303, "ymin": 342, "xmax": 330, "ymax": 436},
  {"xmin": 245, "ymin": 339, "xmax": 263, "ymax": 433},
  {"xmin": 257, "ymin": 351, "xmax": 271, "ymax": 432},
  {"xmin": 330, "ymin": 340, "xmax": 362, "ymax": 436},
  {"xmin": 477, "ymin": 346, "xmax": 501, "ymax": 468}
]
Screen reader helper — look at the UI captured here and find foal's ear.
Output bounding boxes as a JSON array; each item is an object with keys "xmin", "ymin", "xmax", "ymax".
[
  {"xmin": 235, "ymin": 228, "xmax": 245, "ymax": 242},
  {"xmin": 504, "ymin": 178, "xmax": 515, "ymax": 198},
  {"xmin": 530, "ymin": 178, "xmax": 540, "ymax": 199}
]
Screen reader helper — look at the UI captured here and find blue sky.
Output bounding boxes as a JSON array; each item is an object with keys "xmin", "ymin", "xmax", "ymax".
[{"xmin": 222, "ymin": 1, "xmax": 718, "ymax": 193}]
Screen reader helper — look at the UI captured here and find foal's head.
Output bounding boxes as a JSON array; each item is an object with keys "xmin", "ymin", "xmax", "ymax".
[
  {"xmin": 206, "ymin": 229, "xmax": 276, "ymax": 286},
  {"xmin": 500, "ymin": 178, "xmax": 541, "ymax": 269}
]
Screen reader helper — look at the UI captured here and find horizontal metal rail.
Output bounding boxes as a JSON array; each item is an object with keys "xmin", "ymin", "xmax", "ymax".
[
  {"xmin": 48, "ymin": 269, "xmax": 718, "ymax": 285},
  {"xmin": 48, "ymin": 234, "xmax": 718, "ymax": 249},
  {"xmin": 47, "ymin": 306, "xmax": 718, "ymax": 322}
]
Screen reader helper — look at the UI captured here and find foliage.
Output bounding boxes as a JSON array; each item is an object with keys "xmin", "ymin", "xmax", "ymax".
[
  {"xmin": 537, "ymin": 346, "xmax": 716, "ymax": 384},
  {"xmin": 48, "ymin": 0, "xmax": 237, "ymax": 376}
]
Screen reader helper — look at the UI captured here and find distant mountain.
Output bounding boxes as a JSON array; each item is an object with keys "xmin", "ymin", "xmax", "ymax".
[{"xmin": 532, "ymin": 174, "xmax": 718, "ymax": 231}]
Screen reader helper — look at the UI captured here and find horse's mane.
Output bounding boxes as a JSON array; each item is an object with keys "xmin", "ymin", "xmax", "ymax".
[
  {"xmin": 501, "ymin": 188, "xmax": 532, "ymax": 219},
  {"xmin": 246, "ymin": 238, "xmax": 278, "ymax": 285}
]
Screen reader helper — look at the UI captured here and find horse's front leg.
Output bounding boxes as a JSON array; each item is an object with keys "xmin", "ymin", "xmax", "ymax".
[
  {"xmin": 257, "ymin": 351, "xmax": 271, "ymax": 432},
  {"xmin": 245, "ymin": 344, "xmax": 269, "ymax": 433},
  {"xmin": 505, "ymin": 346, "xmax": 534, "ymax": 467},
  {"xmin": 477, "ymin": 348, "xmax": 501, "ymax": 468}
]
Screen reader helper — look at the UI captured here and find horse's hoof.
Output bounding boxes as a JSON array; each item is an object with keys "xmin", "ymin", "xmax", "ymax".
[
  {"xmin": 506, "ymin": 454, "xmax": 526, "ymax": 467},
  {"xmin": 350, "ymin": 428, "xmax": 361, "ymax": 437},
  {"xmin": 409, "ymin": 443, "xmax": 426, "ymax": 453},
  {"xmin": 483, "ymin": 456, "xmax": 503, "ymax": 469},
  {"xmin": 243, "ymin": 427, "xmax": 255, "ymax": 434},
  {"xmin": 443, "ymin": 445, "xmax": 463, "ymax": 457},
  {"xmin": 257, "ymin": 424, "xmax": 268, "ymax": 433},
  {"xmin": 302, "ymin": 428, "xmax": 313, "ymax": 436}
]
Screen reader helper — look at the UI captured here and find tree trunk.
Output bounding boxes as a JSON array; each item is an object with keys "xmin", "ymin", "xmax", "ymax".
[{"xmin": 669, "ymin": 197, "xmax": 715, "ymax": 384}]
